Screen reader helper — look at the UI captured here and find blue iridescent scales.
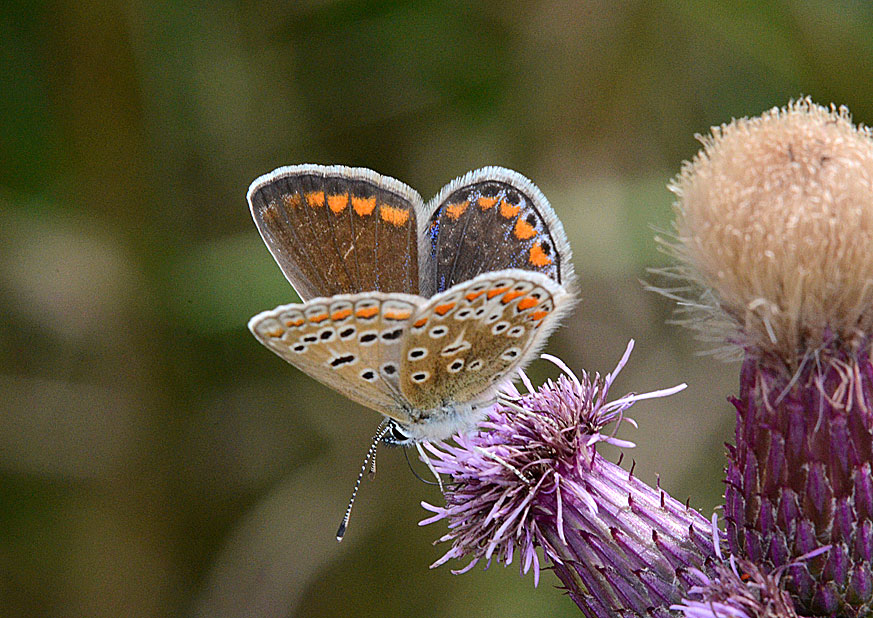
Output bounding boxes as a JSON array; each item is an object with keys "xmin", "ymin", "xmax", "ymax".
[{"xmin": 248, "ymin": 164, "xmax": 576, "ymax": 443}]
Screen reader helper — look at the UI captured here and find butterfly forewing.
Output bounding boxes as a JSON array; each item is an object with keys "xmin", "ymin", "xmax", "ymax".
[
  {"xmin": 399, "ymin": 270, "xmax": 573, "ymax": 411},
  {"xmin": 421, "ymin": 167, "xmax": 575, "ymax": 296},
  {"xmin": 249, "ymin": 292, "xmax": 425, "ymax": 421},
  {"xmin": 248, "ymin": 165, "xmax": 423, "ymax": 300}
]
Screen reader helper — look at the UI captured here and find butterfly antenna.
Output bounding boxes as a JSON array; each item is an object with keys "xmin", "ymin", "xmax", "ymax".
[
  {"xmin": 369, "ymin": 447, "xmax": 378, "ymax": 477},
  {"xmin": 336, "ymin": 420, "xmax": 390, "ymax": 542}
]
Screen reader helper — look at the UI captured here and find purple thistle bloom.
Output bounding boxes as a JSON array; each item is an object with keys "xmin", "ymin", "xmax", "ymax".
[{"xmin": 420, "ymin": 341, "xmax": 722, "ymax": 617}]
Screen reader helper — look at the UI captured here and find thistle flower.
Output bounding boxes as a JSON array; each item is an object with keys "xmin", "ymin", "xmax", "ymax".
[
  {"xmin": 421, "ymin": 341, "xmax": 721, "ymax": 617},
  {"xmin": 661, "ymin": 99, "xmax": 873, "ymax": 616}
]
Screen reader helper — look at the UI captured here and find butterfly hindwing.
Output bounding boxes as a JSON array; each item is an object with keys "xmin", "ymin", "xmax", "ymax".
[
  {"xmin": 249, "ymin": 292, "xmax": 425, "ymax": 422},
  {"xmin": 248, "ymin": 164, "xmax": 425, "ymax": 300},
  {"xmin": 399, "ymin": 269, "xmax": 574, "ymax": 411},
  {"xmin": 420, "ymin": 167, "xmax": 576, "ymax": 296}
]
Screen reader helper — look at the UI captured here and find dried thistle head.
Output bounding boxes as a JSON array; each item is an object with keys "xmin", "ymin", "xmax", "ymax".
[{"xmin": 663, "ymin": 98, "xmax": 873, "ymax": 362}]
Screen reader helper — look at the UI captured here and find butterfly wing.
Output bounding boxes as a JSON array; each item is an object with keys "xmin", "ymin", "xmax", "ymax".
[
  {"xmin": 420, "ymin": 167, "xmax": 576, "ymax": 296},
  {"xmin": 248, "ymin": 164, "xmax": 425, "ymax": 300},
  {"xmin": 249, "ymin": 292, "xmax": 425, "ymax": 422},
  {"xmin": 399, "ymin": 270, "xmax": 575, "ymax": 411}
]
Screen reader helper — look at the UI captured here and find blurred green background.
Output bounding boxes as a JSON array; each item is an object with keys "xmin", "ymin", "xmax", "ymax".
[{"xmin": 2, "ymin": 1, "xmax": 872, "ymax": 616}]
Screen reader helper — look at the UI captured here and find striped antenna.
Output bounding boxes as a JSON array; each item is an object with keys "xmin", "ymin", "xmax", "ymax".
[{"xmin": 336, "ymin": 420, "xmax": 391, "ymax": 541}]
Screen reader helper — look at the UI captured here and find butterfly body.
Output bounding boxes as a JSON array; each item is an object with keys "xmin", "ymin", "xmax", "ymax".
[{"xmin": 248, "ymin": 165, "xmax": 576, "ymax": 443}]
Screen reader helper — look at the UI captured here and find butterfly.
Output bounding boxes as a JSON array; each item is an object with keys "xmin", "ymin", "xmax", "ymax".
[{"xmin": 247, "ymin": 165, "xmax": 576, "ymax": 446}]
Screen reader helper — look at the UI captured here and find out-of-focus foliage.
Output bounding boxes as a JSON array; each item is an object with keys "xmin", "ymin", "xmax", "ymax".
[{"xmin": 1, "ymin": 1, "xmax": 870, "ymax": 616}]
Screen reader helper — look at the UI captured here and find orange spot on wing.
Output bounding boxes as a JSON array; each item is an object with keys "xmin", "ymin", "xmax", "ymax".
[
  {"xmin": 517, "ymin": 296, "xmax": 539, "ymax": 311},
  {"xmin": 306, "ymin": 191, "xmax": 325, "ymax": 208},
  {"xmin": 477, "ymin": 196, "xmax": 498, "ymax": 209},
  {"xmin": 413, "ymin": 317, "xmax": 428, "ymax": 328},
  {"xmin": 514, "ymin": 218, "xmax": 537, "ymax": 240},
  {"xmin": 530, "ymin": 310, "xmax": 549, "ymax": 321},
  {"xmin": 351, "ymin": 195, "xmax": 377, "ymax": 216},
  {"xmin": 285, "ymin": 318, "xmax": 305, "ymax": 327},
  {"xmin": 327, "ymin": 193, "xmax": 347, "ymax": 213},
  {"xmin": 446, "ymin": 201, "xmax": 469, "ymax": 220},
  {"xmin": 465, "ymin": 290, "xmax": 485, "ymax": 301},
  {"xmin": 529, "ymin": 243, "xmax": 552, "ymax": 267},
  {"xmin": 331, "ymin": 308, "xmax": 352, "ymax": 321},
  {"xmin": 501, "ymin": 290, "xmax": 525, "ymax": 304},
  {"xmin": 308, "ymin": 313, "xmax": 329, "ymax": 323},
  {"xmin": 486, "ymin": 286, "xmax": 510, "ymax": 299},
  {"xmin": 379, "ymin": 204, "xmax": 410, "ymax": 226},
  {"xmin": 384, "ymin": 309, "xmax": 412, "ymax": 320},
  {"xmin": 434, "ymin": 302, "xmax": 456, "ymax": 316},
  {"xmin": 265, "ymin": 327, "xmax": 283, "ymax": 337},
  {"xmin": 499, "ymin": 200, "xmax": 521, "ymax": 218},
  {"xmin": 356, "ymin": 306, "xmax": 379, "ymax": 319}
]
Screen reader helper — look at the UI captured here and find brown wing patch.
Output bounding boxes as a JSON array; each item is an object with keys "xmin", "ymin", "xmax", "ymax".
[{"xmin": 249, "ymin": 166, "xmax": 421, "ymax": 299}]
